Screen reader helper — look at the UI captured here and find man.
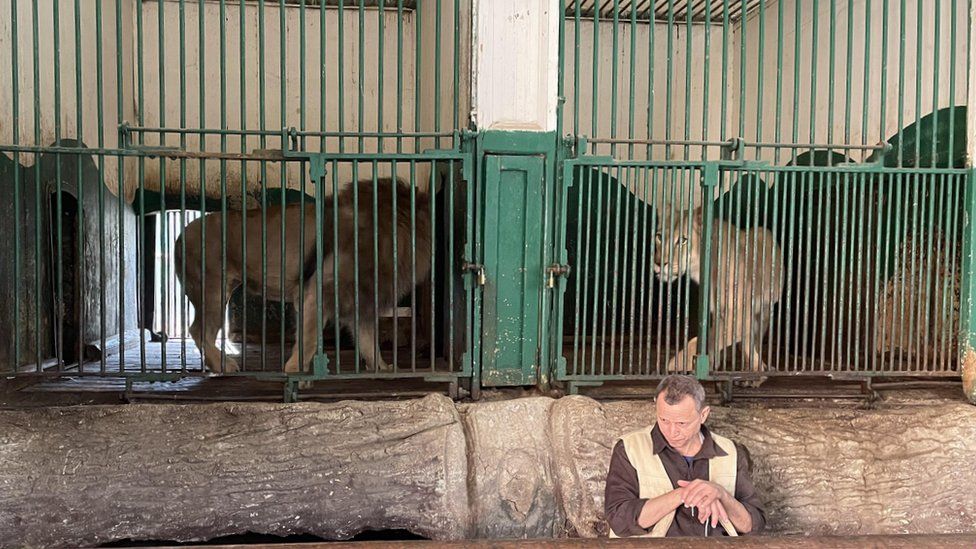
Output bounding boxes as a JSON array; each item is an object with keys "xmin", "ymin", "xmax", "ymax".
[{"xmin": 604, "ymin": 375, "xmax": 766, "ymax": 537}]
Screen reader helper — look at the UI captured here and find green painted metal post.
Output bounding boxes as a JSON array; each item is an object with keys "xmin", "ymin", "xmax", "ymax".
[{"xmin": 696, "ymin": 163, "xmax": 718, "ymax": 380}]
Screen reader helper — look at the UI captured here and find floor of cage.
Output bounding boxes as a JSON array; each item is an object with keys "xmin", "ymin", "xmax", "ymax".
[
  {"xmin": 27, "ymin": 339, "xmax": 457, "ymax": 377},
  {"xmin": 2, "ymin": 340, "xmax": 462, "ymax": 407},
  {"xmin": 559, "ymin": 340, "xmax": 962, "ymax": 378}
]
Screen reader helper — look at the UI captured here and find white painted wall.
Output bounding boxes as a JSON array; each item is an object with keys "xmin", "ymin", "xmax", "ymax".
[
  {"xmin": 740, "ymin": 0, "xmax": 969, "ymax": 162},
  {"xmin": 561, "ymin": 18, "xmax": 733, "ymax": 161},
  {"xmin": 473, "ymin": 0, "xmax": 559, "ymax": 131},
  {"xmin": 0, "ymin": 0, "xmax": 470, "ymax": 200},
  {"xmin": 0, "ymin": 0, "xmax": 137, "ymax": 195}
]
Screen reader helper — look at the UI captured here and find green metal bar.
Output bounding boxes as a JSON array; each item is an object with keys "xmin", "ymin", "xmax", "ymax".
[
  {"xmin": 239, "ymin": 0, "xmax": 248, "ymax": 372},
  {"xmin": 827, "ymin": 0, "xmax": 836, "ymax": 146},
  {"xmin": 377, "ymin": 0, "xmax": 385, "ymax": 152},
  {"xmin": 665, "ymin": 0, "xmax": 674, "ymax": 158},
  {"xmin": 948, "ymin": 0, "xmax": 958, "ymax": 170},
  {"xmin": 391, "ymin": 158, "xmax": 399, "ymax": 368},
  {"xmin": 413, "ymin": 0, "xmax": 419, "ymax": 153},
  {"xmin": 339, "ymin": 0, "xmax": 346, "ymax": 153},
  {"xmin": 861, "ymin": 0, "xmax": 872, "ymax": 153},
  {"xmin": 397, "ymin": 0, "xmax": 404, "ymax": 153},
  {"xmin": 453, "ymin": 0, "xmax": 459, "ymax": 133},
  {"xmin": 913, "ymin": 0, "xmax": 923, "ymax": 167},
  {"xmin": 588, "ymin": 168, "xmax": 604, "ymax": 376},
  {"xmin": 158, "ymin": 0, "xmax": 168, "ymax": 372},
  {"xmin": 610, "ymin": 0, "xmax": 619, "ymax": 158},
  {"xmin": 737, "ymin": 0, "xmax": 746, "ymax": 141},
  {"xmin": 647, "ymin": 167, "xmax": 663, "ymax": 373},
  {"xmin": 843, "ymin": 0, "xmax": 853, "ymax": 145},
  {"xmin": 353, "ymin": 160, "xmax": 361, "ymax": 371},
  {"xmin": 809, "ymin": 0, "xmax": 820, "ymax": 145},
  {"xmin": 626, "ymin": 167, "xmax": 639, "ymax": 373},
  {"xmin": 920, "ymin": 172, "xmax": 938, "ymax": 372},
  {"xmin": 30, "ymin": 0, "xmax": 41, "ymax": 370},
  {"xmin": 591, "ymin": 1, "xmax": 600, "ymax": 151},
  {"xmin": 300, "ymin": 0, "xmax": 307, "ymax": 152},
  {"xmin": 331, "ymin": 160, "xmax": 341, "ymax": 370},
  {"xmin": 447, "ymin": 160, "xmax": 454, "ymax": 371},
  {"xmin": 574, "ymin": 0, "xmax": 581, "ymax": 140},
  {"xmin": 114, "ymin": 0, "xmax": 127, "ymax": 371},
  {"xmin": 896, "ymin": 0, "xmax": 906, "ymax": 166},
  {"xmin": 435, "ymin": 0, "xmax": 442, "ymax": 139},
  {"xmin": 679, "ymin": 167, "xmax": 694, "ymax": 371},
  {"xmin": 636, "ymin": 166, "xmax": 651, "ymax": 373},
  {"xmin": 197, "ymin": 0, "xmax": 207, "ymax": 373},
  {"xmin": 372, "ymin": 165, "xmax": 380, "ymax": 371},
  {"xmin": 73, "ymin": 0, "xmax": 86, "ymax": 368},
  {"xmin": 702, "ymin": 0, "xmax": 712, "ymax": 160},
  {"xmin": 358, "ymin": 0, "xmax": 365, "ymax": 153},
  {"xmin": 626, "ymin": 2, "xmax": 636, "ymax": 160},
  {"xmin": 137, "ymin": 0, "xmax": 146, "ymax": 372},
  {"xmin": 645, "ymin": 0, "xmax": 653, "ymax": 158},
  {"xmin": 944, "ymin": 174, "xmax": 961, "ymax": 373},
  {"xmin": 792, "ymin": 0, "xmax": 802, "ymax": 155},
  {"xmin": 259, "ymin": 0, "xmax": 268, "ymax": 371},
  {"xmin": 280, "ymin": 0, "xmax": 288, "ymax": 371},
  {"xmin": 320, "ymin": 0, "xmax": 327, "ymax": 152},
  {"xmin": 593, "ymin": 170, "xmax": 611, "ymax": 375},
  {"xmin": 410, "ymin": 160, "xmax": 417, "ymax": 371},
  {"xmin": 683, "ymin": 1, "xmax": 692, "ymax": 158},
  {"xmin": 178, "ymin": 0, "xmax": 188, "ymax": 372},
  {"xmin": 880, "ymin": 0, "xmax": 890, "ymax": 145},
  {"xmin": 720, "ymin": 0, "xmax": 729, "ymax": 141},
  {"xmin": 607, "ymin": 165, "xmax": 623, "ymax": 373},
  {"xmin": 696, "ymin": 164, "xmax": 717, "ymax": 378},
  {"xmin": 54, "ymin": 0, "xmax": 65, "ymax": 370},
  {"xmin": 573, "ymin": 166, "xmax": 589, "ymax": 375},
  {"xmin": 755, "ymin": 0, "xmax": 766, "ymax": 145},
  {"xmin": 773, "ymin": 0, "xmax": 783, "ymax": 163},
  {"xmin": 11, "ymin": 0, "xmax": 21, "ymax": 370},
  {"xmin": 219, "ymin": 0, "xmax": 228, "ymax": 373},
  {"xmin": 429, "ymin": 161, "xmax": 436, "ymax": 373}
]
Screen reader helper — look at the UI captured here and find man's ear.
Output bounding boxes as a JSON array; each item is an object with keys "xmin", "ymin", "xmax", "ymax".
[{"xmin": 700, "ymin": 405, "xmax": 711, "ymax": 423}]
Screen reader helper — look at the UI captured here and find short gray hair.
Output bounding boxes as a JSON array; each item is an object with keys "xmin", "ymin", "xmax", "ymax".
[{"xmin": 655, "ymin": 375, "xmax": 706, "ymax": 410}]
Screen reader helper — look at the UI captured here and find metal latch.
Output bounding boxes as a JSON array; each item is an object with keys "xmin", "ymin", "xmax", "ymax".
[
  {"xmin": 462, "ymin": 262, "xmax": 486, "ymax": 286},
  {"xmin": 546, "ymin": 264, "xmax": 572, "ymax": 288}
]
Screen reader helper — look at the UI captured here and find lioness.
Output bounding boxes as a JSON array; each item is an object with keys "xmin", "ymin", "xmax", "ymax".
[
  {"xmin": 175, "ymin": 178, "xmax": 432, "ymax": 374},
  {"xmin": 653, "ymin": 208, "xmax": 784, "ymax": 385}
]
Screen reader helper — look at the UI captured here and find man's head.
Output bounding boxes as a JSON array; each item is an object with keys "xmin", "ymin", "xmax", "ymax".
[{"xmin": 654, "ymin": 375, "xmax": 710, "ymax": 450}]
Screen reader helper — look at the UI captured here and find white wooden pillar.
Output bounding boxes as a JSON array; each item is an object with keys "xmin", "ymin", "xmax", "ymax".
[{"xmin": 470, "ymin": 0, "xmax": 560, "ymax": 132}]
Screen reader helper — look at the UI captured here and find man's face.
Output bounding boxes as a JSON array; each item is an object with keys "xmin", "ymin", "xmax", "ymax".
[{"xmin": 655, "ymin": 394, "xmax": 710, "ymax": 449}]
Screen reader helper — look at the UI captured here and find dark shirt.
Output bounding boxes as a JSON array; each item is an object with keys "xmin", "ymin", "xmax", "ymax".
[{"xmin": 604, "ymin": 424, "xmax": 766, "ymax": 537}]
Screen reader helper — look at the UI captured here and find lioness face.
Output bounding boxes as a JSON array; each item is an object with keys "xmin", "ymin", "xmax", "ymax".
[{"xmin": 652, "ymin": 209, "xmax": 701, "ymax": 282}]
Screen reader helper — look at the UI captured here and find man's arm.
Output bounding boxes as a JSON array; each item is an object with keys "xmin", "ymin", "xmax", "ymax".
[
  {"xmin": 678, "ymin": 443, "xmax": 765, "ymax": 534},
  {"xmin": 604, "ymin": 441, "xmax": 684, "ymax": 536},
  {"xmin": 729, "ymin": 442, "xmax": 766, "ymax": 534}
]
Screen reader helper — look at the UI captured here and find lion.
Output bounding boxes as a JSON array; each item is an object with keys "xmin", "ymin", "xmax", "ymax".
[
  {"xmin": 174, "ymin": 178, "xmax": 432, "ymax": 375},
  {"xmin": 652, "ymin": 207, "xmax": 784, "ymax": 386}
]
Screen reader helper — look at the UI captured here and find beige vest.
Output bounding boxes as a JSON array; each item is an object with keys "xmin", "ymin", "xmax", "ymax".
[{"xmin": 608, "ymin": 428, "xmax": 739, "ymax": 538}]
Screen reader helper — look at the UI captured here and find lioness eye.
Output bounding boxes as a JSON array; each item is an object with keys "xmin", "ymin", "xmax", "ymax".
[{"xmin": 678, "ymin": 237, "xmax": 688, "ymax": 245}]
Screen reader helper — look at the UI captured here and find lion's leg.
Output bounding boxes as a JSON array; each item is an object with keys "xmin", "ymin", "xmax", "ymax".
[
  {"xmin": 284, "ymin": 279, "xmax": 332, "ymax": 374},
  {"xmin": 355, "ymin": 318, "xmax": 391, "ymax": 372},
  {"xmin": 188, "ymin": 272, "xmax": 240, "ymax": 374},
  {"xmin": 738, "ymin": 307, "xmax": 771, "ymax": 388},
  {"xmin": 666, "ymin": 336, "xmax": 698, "ymax": 373}
]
